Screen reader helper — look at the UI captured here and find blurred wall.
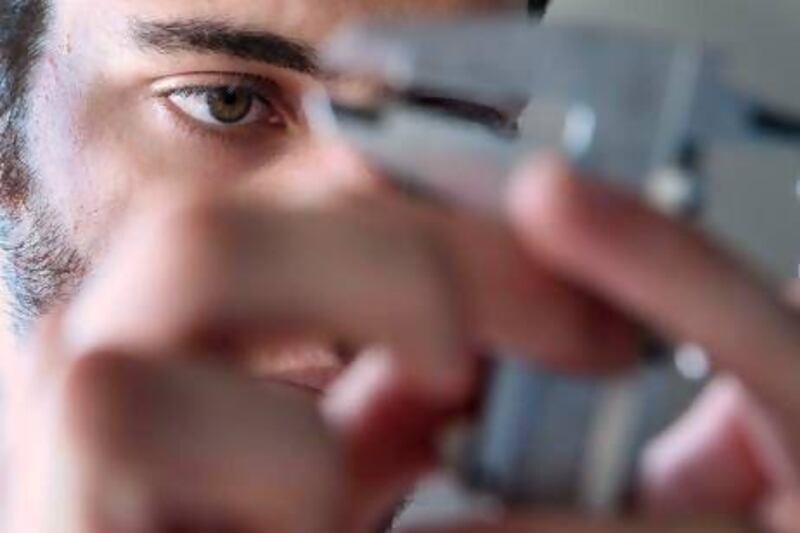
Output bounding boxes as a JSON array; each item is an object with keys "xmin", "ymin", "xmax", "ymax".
[{"xmin": 546, "ymin": 0, "xmax": 800, "ymax": 280}]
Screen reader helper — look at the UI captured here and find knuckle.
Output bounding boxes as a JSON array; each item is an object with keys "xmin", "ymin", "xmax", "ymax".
[
  {"xmin": 140, "ymin": 197, "xmax": 242, "ymax": 298},
  {"xmin": 65, "ymin": 200, "xmax": 240, "ymax": 352},
  {"xmin": 534, "ymin": 170, "xmax": 600, "ymax": 241},
  {"xmin": 160, "ymin": 197, "xmax": 236, "ymax": 258},
  {"xmin": 104, "ymin": 194, "xmax": 236, "ymax": 286}
]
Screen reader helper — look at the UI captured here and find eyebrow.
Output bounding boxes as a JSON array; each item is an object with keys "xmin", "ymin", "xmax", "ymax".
[{"xmin": 132, "ymin": 19, "xmax": 320, "ymax": 75}]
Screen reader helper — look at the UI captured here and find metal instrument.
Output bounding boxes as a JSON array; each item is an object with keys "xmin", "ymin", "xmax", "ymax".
[{"xmin": 310, "ymin": 17, "xmax": 800, "ymax": 513}]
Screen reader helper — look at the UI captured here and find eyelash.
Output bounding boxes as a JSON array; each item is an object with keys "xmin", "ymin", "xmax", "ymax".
[{"xmin": 155, "ymin": 75, "xmax": 293, "ymax": 140}]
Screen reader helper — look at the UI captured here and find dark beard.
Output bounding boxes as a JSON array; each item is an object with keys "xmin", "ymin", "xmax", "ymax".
[
  {"xmin": 0, "ymin": 132, "xmax": 87, "ymax": 336},
  {"xmin": 2, "ymin": 197, "xmax": 87, "ymax": 335}
]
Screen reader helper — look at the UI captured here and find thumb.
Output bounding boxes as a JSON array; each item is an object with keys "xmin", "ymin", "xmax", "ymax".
[
  {"xmin": 640, "ymin": 378, "xmax": 769, "ymax": 516},
  {"xmin": 324, "ymin": 349, "xmax": 473, "ymax": 532},
  {"xmin": 642, "ymin": 284, "xmax": 800, "ymax": 517}
]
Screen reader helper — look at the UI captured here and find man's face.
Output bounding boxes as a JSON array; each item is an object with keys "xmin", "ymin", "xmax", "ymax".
[
  {"xmin": 10, "ymin": 0, "xmax": 522, "ymax": 376},
  {"xmin": 24, "ymin": 0, "xmax": 522, "ymax": 262}
]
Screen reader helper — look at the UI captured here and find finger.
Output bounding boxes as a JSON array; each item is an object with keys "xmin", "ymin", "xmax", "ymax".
[
  {"xmin": 324, "ymin": 350, "xmax": 460, "ymax": 532},
  {"xmin": 325, "ymin": 350, "xmax": 452, "ymax": 482},
  {"xmin": 402, "ymin": 513, "xmax": 747, "ymax": 533},
  {"xmin": 640, "ymin": 378, "xmax": 768, "ymax": 516},
  {"xmin": 786, "ymin": 280, "xmax": 800, "ymax": 307},
  {"xmin": 65, "ymin": 185, "xmax": 638, "ymax": 399},
  {"xmin": 64, "ymin": 353, "xmax": 342, "ymax": 533},
  {"xmin": 66, "ymin": 192, "xmax": 474, "ymax": 395},
  {"xmin": 640, "ymin": 375, "xmax": 800, "ymax": 520},
  {"xmin": 354, "ymin": 195, "xmax": 642, "ymax": 374},
  {"xmin": 508, "ymin": 156, "xmax": 800, "ymax": 415}
]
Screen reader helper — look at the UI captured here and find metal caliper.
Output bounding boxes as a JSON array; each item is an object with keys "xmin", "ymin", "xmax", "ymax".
[{"xmin": 308, "ymin": 16, "xmax": 800, "ymax": 513}]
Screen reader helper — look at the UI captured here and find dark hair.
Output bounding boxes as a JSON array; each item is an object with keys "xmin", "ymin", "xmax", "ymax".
[
  {"xmin": 0, "ymin": 0, "xmax": 77, "ymax": 334},
  {"xmin": 529, "ymin": 0, "xmax": 551, "ymax": 16},
  {"xmin": 0, "ymin": 0, "xmax": 48, "ymax": 211}
]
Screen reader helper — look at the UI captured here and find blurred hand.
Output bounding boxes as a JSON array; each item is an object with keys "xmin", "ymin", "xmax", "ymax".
[
  {"xmin": 6, "ymin": 315, "xmax": 343, "ymax": 533},
  {"xmin": 5, "ymin": 154, "xmax": 641, "ymax": 533},
  {"xmin": 13, "ymin": 150, "xmax": 796, "ymax": 533},
  {"xmin": 332, "ymin": 159, "xmax": 800, "ymax": 533}
]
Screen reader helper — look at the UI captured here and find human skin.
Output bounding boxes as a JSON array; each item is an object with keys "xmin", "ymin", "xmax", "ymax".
[
  {"xmin": 13, "ymin": 0, "xmax": 532, "ymax": 367},
  {"xmin": 10, "ymin": 0, "xmax": 614, "ymax": 530},
  {"xmin": 23, "ymin": 0, "xmax": 524, "ymax": 261},
  {"xmin": 5, "ymin": 0, "xmax": 800, "ymax": 532}
]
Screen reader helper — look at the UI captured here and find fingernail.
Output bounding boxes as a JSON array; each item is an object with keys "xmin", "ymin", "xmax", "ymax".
[{"xmin": 323, "ymin": 349, "xmax": 394, "ymax": 427}]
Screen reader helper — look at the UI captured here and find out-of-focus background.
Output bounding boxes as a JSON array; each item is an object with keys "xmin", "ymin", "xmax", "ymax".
[
  {"xmin": 547, "ymin": 0, "xmax": 800, "ymax": 281},
  {"xmin": 398, "ymin": 0, "xmax": 800, "ymax": 527}
]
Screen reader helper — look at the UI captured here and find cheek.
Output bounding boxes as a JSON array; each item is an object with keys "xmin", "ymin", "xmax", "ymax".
[{"xmin": 26, "ymin": 57, "xmax": 139, "ymax": 261}]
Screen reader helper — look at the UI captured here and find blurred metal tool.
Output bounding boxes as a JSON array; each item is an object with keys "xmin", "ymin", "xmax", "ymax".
[{"xmin": 310, "ymin": 17, "xmax": 800, "ymax": 513}]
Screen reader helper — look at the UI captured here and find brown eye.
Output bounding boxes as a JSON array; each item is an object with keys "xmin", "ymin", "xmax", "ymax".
[
  {"xmin": 166, "ymin": 85, "xmax": 285, "ymax": 128},
  {"xmin": 206, "ymin": 87, "xmax": 254, "ymax": 124}
]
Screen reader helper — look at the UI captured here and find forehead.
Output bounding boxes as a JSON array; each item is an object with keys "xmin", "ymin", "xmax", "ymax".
[{"xmin": 58, "ymin": 0, "xmax": 525, "ymax": 43}]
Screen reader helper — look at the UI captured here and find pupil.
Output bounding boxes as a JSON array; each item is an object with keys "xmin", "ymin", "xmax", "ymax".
[
  {"xmin": 208, "ymin": 88, "xmax": 253, "ymax": 124},
  {"xmin": 222, "ymin": 89, "xmax": 238, "ymax": 105}
]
